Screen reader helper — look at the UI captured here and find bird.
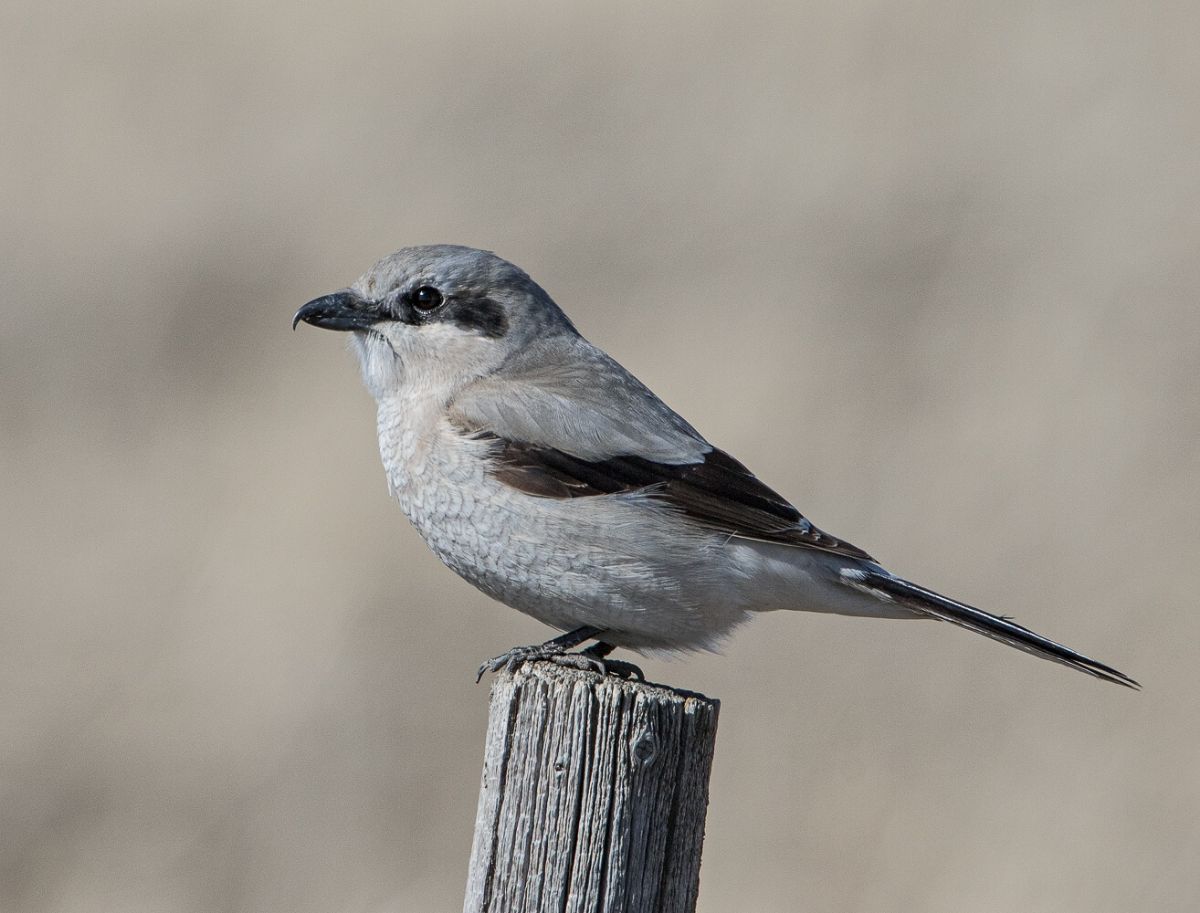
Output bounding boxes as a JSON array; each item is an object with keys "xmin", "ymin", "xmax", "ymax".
[{"xmin": 293, "ymin": 245, "xmax": 1137, "ymax": 688}]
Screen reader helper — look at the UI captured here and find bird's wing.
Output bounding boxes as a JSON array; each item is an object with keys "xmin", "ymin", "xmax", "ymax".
[{"xmin": 449, "ymin": 338, "xmax": 874, "ymax": 562}]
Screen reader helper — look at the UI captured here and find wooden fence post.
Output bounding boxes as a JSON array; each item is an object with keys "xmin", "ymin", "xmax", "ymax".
[{"xmin": 463, "ymin": 661, "xmax": 720, "ymax": 913}]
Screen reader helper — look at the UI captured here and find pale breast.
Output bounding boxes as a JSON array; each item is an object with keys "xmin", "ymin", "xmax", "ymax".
[{"xmin": 377, "ymin": 397, "xmax": 532, "ymax": 590}]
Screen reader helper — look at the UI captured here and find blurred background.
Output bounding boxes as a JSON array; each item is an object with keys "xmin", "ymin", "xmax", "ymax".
[{"xmin": 2, "ymin": 2, "xmax": 1197, "ymax": 911}]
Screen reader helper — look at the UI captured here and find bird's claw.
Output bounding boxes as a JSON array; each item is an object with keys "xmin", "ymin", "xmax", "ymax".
[
  {"xmin": 475, "ymin": 644, "xmax": 558, "ymax": 682},
  {"xmin": 588, "ymin": 658, "xmax": 645, "ymax": 681}
]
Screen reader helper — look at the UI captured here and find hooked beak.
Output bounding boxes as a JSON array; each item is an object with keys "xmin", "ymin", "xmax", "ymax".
[{"xmin": 292, "ymin": 290, "xmax": 384, "ymax": 332}]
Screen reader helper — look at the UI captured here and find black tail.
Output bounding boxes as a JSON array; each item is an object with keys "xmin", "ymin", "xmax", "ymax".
[{"xmin": 848, "ymin": 570, "xmax": 1139, "ymax": 689}]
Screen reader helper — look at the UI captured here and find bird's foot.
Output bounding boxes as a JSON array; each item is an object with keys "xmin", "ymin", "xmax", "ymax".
[
  {"xmin": 475, "ymin": 648, "xmax": 645, "ymax": 682},
  {"xmin": 578, "ymin": 641, "xmax": 644, "ymax": 681},
  {"xmin": 475, "ymin": 627, "xmax": 643, "ymax": 682}
]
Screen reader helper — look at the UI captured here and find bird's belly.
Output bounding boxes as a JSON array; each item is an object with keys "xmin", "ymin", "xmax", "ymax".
[{"xmin": 391, "ymin": 456, "xmax": 752, "ymax": 651}]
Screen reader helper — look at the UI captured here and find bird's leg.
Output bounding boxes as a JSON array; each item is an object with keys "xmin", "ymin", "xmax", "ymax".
[
  {"xmin": 476, "ymin": 626, "xmax": 604, "ymax": 681},
  {"xmin": 579, "ymin": 641, "xmax": 615, "ymax": 658}
]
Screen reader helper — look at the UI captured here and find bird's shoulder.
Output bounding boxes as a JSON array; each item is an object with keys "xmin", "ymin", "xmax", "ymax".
[{"xmin": 449, "ymin": 335, "xmax": 710, "ymax": 464}]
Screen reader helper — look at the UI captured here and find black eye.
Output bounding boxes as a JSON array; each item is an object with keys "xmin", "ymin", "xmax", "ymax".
[{"xmin": 411, "ymin": 285, "xmax": 444, "ymax": 311}]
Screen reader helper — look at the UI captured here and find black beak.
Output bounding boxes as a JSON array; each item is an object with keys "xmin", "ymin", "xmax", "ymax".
[{"xmin": 292, "ymin": 290, "xmax": 384, "ymax": 332}]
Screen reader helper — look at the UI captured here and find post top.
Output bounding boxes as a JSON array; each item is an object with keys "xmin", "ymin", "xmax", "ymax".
[{"xmin": 495, "ymin": 659, "xmax": 720, "ymax": 710}]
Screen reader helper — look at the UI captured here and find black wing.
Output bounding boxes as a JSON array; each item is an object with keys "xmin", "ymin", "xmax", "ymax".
[{"xmin": 473, "ymin": 432, "xmax": 874, "ymax": 562}]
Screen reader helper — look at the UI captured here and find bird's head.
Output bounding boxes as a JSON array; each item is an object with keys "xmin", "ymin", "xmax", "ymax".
[{"xmin": 294, "ymin": 245, "xmax": 576, "ymax": 399}]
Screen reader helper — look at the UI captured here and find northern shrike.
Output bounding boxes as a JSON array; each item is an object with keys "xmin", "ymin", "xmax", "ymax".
[{"xmin": 294, "ymin": 245, "xmax": 1136, "ymax": 687}]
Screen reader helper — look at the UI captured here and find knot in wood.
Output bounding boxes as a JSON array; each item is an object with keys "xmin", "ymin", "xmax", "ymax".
[{"xmin": 630, "ymin": 729, "xmax": 658, "ymax": 766}]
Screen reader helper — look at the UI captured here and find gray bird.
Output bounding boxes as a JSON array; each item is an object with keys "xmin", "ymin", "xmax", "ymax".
[{"xmin": 293, "ymin": 245, "xmax": 1137, "ymax": 688}]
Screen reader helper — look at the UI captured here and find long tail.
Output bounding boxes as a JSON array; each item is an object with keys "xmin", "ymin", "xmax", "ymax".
[{"xmin": 841, "ymin": 568, "xmax": 1139, "ymax": 689}]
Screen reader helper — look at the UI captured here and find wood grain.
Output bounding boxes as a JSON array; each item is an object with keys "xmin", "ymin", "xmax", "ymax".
[{"xmin": 464, "ymin": 662, "xmax": 720, "ymax": 913}]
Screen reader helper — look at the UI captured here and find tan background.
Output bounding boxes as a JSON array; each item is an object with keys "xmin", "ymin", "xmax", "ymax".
[{"xmin": 2, "ymin": 2, "xmax": 1197, "ymax": 911}]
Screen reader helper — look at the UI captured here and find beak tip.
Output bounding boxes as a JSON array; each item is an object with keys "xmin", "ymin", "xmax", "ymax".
[{"xmin": 292, "ymin": 290, "xmax": 376, "ymax": 333}]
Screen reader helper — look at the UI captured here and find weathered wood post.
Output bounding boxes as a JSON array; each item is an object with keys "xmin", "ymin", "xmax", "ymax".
[{"xmin": 463, "ymin": 661, "xmax": 720, "ymax": 913}]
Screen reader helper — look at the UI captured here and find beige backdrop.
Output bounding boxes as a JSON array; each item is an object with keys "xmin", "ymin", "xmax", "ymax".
[{"xmin": 2, "ymin": 3, "xmax": 1197, "ymax": 911}]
